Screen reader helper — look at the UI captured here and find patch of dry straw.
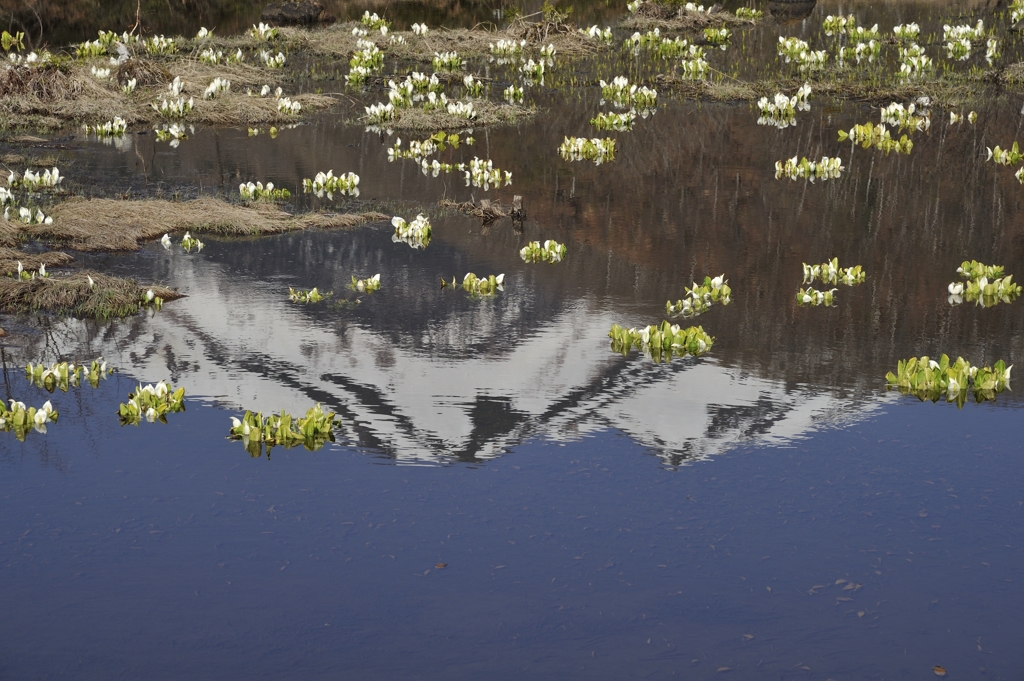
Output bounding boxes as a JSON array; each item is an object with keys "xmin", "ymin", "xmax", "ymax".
[
  {"xmin": 0, "ymin": 270, "xmax": 181, "ymax": 318},
  {"xmin": 29, "ymin": 197, "xmax": 387, "ymax": 251}
]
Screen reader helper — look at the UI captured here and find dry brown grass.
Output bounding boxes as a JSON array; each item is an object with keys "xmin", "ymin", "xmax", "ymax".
[
  {"xmin": 386, "ymin": 26, "xmax": 601, "ymax": 62},
  {"xmin": 656, "ymin": 74, "xmax": 761, "ymax": 101},
  {"xmin": 0, "ymin": 217, "xmax": 21, "ymax": 247},
  {"xmin": 0, "ymin": 270, "xmax": 182, "ymax": 318},
  {"xmin": 26, "ymin": 196, "xmax": 386, "ymax": 251},
  {"xmin": 0, "ymin": 248, "xmax": 74, "ymax": 274},
  {"xmin": 383, "ymin": 100, "xmax": 534, "ymax": 131},
  {"xmin": 0, "ymin": 59, "xmax": 335, "ymax": 130},
  {"xmin": 621, "ymin": 7, "xmax": 756, "ymax": 32}
]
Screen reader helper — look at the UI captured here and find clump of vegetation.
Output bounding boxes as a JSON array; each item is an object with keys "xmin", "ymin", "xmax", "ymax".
[
  {"xmin": 118, "ymin": 381, "xmax": 186, "ymax": 425},
  {"xmin": 796, "ymin": 287, "xmax": 837, "ymax": 307},
  {"xmin": 351, "ymin": 274, "xmax": 381, "ymax": 292},
  {"xmin": 239, "ymin": 180, "xmax": 290, "ymax": 201},
  {"xmin": 25, "ymin": 358, "xmax": 112, "ymax": 392},
  {"xmin": 520, "ymin": 240, "xmax": 567, "ymax": 263},
  {"xmin": 229, "ymin": 404, "xmax": 338, "ymax": 457},
  {"xmin": 302, "ymin": 170, "xmax": 360, "ymax": 199},
  {"xmin": 838, "ymin": 122, "xmax": 913, "ymax": 155},
  {"xmin": 392, "ymin": 214, "xmax": 432, "ymax": 249},
  {"xmin": 559, "ymin": 136, "xmax": 616, "ymax": 164},
  {"xmin": 608, "ymin": 321, "xmax": 714, "ymax": 361},
  {"xmin": 288, "ymin": 287, "xmax": 329, "ymax": 303},
  {"xmin": 794, "ymin": 284, "xmax": 835, "ymax": 307},
  {"xmin": 802, "ymin": 259, "xmax": 865, "ymax": 286},
  {"xmin": 666, "ymin": 275, "xmax": 731, "ymax": 317},
  {"xmin": 885, "ymin": 355, "xmax": 1012, "ymax": 407},
  {"xmin": 0, "ymin": 270, "xmax": 181, "ymax": 318},
  {"xmin": 947, "ymin": 260, "xmax": 1022, "ymax": 307},
  {"xmin": 0, "ymin": 398, "xmax": 58, "ymax": 440},
  {"xmin": 591, "ymin": 111, "xmax": 636, "ymax": 131},
  {"xmin": 442, "ymin": 272, "xmax": 505, "ymax": 296},
  {"xmin": 775, "ymin": 156, "xmax": 843, "ymax": 182}
]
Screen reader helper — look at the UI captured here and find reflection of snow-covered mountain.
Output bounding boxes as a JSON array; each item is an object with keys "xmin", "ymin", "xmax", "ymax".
[{"xmin": 20, "ymin": 251, "xmax": 886, "ymax": 466}]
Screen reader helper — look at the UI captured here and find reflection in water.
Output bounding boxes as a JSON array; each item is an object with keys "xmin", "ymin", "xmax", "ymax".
[{"xmin": 12, "ymin": 227, "xmax": 882, "ymax": 464}]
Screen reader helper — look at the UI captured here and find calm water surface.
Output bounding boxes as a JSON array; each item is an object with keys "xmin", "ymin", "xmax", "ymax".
[{"xmin": 2, "ymin": 0, "xmax": 1024, "ymax": 678}]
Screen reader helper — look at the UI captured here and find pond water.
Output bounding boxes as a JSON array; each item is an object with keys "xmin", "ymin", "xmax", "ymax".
[{"xmin": 2, "ymin": 0, "xmax": 1024, "ymax": 678}]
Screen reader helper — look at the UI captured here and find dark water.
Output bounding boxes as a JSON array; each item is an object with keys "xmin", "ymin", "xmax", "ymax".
[{"xmin": 3, "ymin": 0, "xmax": 1024, "ymax": 677}]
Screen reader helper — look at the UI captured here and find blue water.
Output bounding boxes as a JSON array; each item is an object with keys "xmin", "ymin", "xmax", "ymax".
[{"xmin": 2, "ymin": 374, "xmax": 1021, "ymax": 679}]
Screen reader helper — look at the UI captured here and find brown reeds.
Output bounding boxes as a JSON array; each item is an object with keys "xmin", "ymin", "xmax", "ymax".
[
  {"xmin": 0, "ymin": 270, "xmax": 182, "ymax": 318},
  {"xmin": 25, "ymin": 196, "xmax": 386, "ymax": 251}
]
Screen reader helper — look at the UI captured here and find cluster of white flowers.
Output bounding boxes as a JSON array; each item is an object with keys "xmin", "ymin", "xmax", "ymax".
[
  {"xmin": 167, "ymin": 76, "xmax": 186, "ymax": 96},
  {"xmin": 490, "ymin": 39, "xmax": 526, "ymax": 61},
  {"xmin": 412, "ymin": 23, "xmax": 429, "ymax": 36},
  {"xmin": 152, "ymin": 97, "xmax": 194, "ymax": 119},
  {"xmin": 361, "ymin": 11, "xmax": 389, "ymax": 31},
  {"xmin": 239, "ymin": 181, "xmax": 288, "ymax": 200},
  {"xmin": 591, "ymin": 111, "xmax": 636, "ymax": 132},
  {"xmin": 520, "ymin": 59, "xmax": 545, "ymax": 83},
  {"xmin": 463, "ymin": 74, "xmax": 484, "ymax": 97},
  {"xmin": 582, "ymin": 25, "xmax": 613, "ymax": 43},
  {"xmin": 365, "ymin": 102, "xmax": 396, "ymax": 124},
  {"xmin": 251, "ymin": 22, "xmax": 278, "ymax": 40},
  {"xmin": 465, "ymin": 157, "xmax": 511, "ymax": 189},
  {"xmin": 203, "ymin": 77, "xmax": 230, "ymax": 99},
  {"xmin": 848, "ymin": 24, "xmax": 879, "ymax": 42},
  {"xmin": 302, "ymin": 170, "xmax": 359, "ymax": 199},
  {"xmin": 558, "ymin": 137, "xmax": 616, "ymax": 164},
  {"xmin": 898, "ymin": 43, "xmax": 933, "ymax": 78},
  {"xmin": 90, "ymin": 66, "xmax": 111, "ymax": 79},
  {"xmin": 432, "ymin": 51, "xmax": 464, "ymax": 71},
  {"xmin": 144, "ymin": 35, "xmax": 175, "ymax": 54},
  {"xmin": 539, "ymin": 43, "xmax": 556, "ymax": 63},
  {"xmin": 445, "ymin": 100, "xmax": 477, "ymax": 119},
  {"xmin": 504, "ymin": 84, "xmax": 524, "ymax": 103},
  {"xmin": 8, "ymin": 51, "xmax": 51, "ymax": 66},
  {"xmin": 261, "ymin": 50, "xmax": 286, "ymax": 68},
  {"xmin": 822, "ymin": 14, "xmax": 855, "ymax": 36},
  {"xmin": 757, "ymin": 84, "xmax": 810, "ymax": 128},
  {"xmin": 893, "ymin": 23, "xmax": 920, "ymax": 41},
  {"xmin": 599, "ymin": 76, "xmax": 657, "ymax": 110},
  {"xmin": 121, "ymin": 77, "xmax": 137, "ymax": 94},
  {"xmin": 946, "ymin": 38, "xmax": 971, "ymax": 61},
  {"xmin": 627, "ymin": 0, "xmax": 644, "ymax": 12},
  {"xmin": 348, "ymin": 39, "xmax": 384, "ymax": 85},
  {"xmin": 199, "ymin": 48, "xmax": 243, "ymax": 65},
  {"xmin": 839, "ymin": 39, "xmax": 880, "ymax": 65},
  {"xmin": 520, "ymin": 240, "xmax": 567, "ymax": 264},
  {"xmin": 9, "ymin": 167, "xmax": 62, "ymax": 190},
  {"xmin": 276, "ymin": 96, "xmax": 301, "ymax": 114},
  {"xmin": 392, "ymin": 214, "xmax": 431, "ymax": 248},
  {"xmin": 75, "ymin": 39, "xmax": 106, "ymax": 58},
  {"xmin": 777, "ymin": 36, "xmax": 827, "ymax": 72},
  {"xmin": 774, "ymin": 156, "xmax": 844, "ymax": 181},
  {"xmin": 880, "ymin": 101, "xmax": 930, "ymax": 131},
  {"xmin": 82, "ymin": 116, "xmax": 127, "ymax": 137},
  {"xmin": 5, "ymin": 206, "xmax": 52, "ymax": 224},
  {"xmin": 944, "ymin": 20, "xmax": 985, "ymax": 43}
]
